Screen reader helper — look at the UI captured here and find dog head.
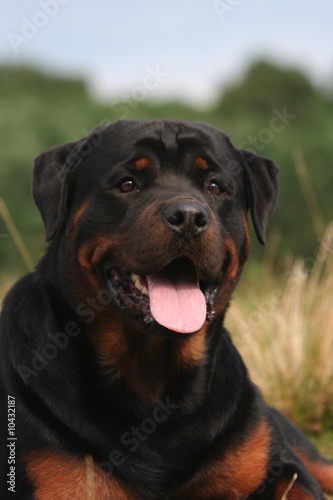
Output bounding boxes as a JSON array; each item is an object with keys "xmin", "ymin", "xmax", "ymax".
[{"xmin": 33, "ymin": 120, "xmax": 278, "ymax": 335}]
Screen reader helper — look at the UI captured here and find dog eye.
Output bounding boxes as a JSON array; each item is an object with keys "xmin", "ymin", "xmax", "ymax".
[
  {"xmin": 208, "ymin": 181, "xmax": 222, "ymax": 196},
  {"xmin": 119, "ymin": 178, "xmax": 137, "ymax": 193}
]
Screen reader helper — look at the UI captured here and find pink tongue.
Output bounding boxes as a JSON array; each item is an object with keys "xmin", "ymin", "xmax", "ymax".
[{"xmin": 147, "ymin": 265, "xmax": 206, "ymax": 334}]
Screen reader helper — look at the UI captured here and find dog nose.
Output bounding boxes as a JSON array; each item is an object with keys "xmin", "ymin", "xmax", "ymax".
[{"xmin": 163, "ymin": 202, "xmax": 210, "ymax": 237}]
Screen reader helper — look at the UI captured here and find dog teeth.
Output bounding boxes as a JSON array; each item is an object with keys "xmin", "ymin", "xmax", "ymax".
[
  {"xmin": 131, "ymin": 273, "xmax": 147, "ymax": 294},
  {"xmin": 135, "ymin": 281, "xmax": 143, "ymax": 291}
]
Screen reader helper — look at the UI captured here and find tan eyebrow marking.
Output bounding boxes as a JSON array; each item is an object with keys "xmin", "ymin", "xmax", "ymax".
[
  {"xmin": 195, "ymin": 156, "xmax": 208, "ymax": 170},
  {"xmin": 135, "ymin": 157, "xmax": 152, "ymax": 170}
]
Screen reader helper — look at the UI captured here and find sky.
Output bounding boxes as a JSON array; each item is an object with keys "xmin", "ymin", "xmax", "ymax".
[{"xmin": 1, "ymin": 0, "xmax": 333, "ymax": 107}]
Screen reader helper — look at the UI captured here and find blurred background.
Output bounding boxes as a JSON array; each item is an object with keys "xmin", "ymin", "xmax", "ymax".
[{"xmin": 0, "ymin": 1, "xmax": 332, "ymax": 454}]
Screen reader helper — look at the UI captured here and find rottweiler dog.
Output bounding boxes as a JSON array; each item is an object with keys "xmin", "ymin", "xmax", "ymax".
[{"xmin": 0, "ymin": 120, "xmax": 332, "ymax": 499}]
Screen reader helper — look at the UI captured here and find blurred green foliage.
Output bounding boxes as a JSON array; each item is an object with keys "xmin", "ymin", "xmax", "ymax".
[{"xmin": 0, "ymin": 61, "xmax": 332, "ymax": 273}]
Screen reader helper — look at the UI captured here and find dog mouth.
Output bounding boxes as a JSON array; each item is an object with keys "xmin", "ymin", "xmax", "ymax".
[{"xmin": 104, "ymin": 258, "xmax": 217, "ymax": 334}]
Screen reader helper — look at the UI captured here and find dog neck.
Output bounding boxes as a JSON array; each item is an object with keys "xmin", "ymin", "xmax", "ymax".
[{"xmin": 90, "ymin": 308, "xmax": 225, "ymax": 402}]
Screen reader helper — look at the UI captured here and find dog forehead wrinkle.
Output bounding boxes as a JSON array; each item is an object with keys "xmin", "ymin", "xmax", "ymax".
[
  {"xmin": 159, "ymin": 121, "xmax": 178, "ymax": 156},
  {"xmin": 130, "ymin": 121, "xmax": 219, "ymax": 164},
  {"xmin": 144, "ymin": 120, "xmax": 211, "ymax": 158}
]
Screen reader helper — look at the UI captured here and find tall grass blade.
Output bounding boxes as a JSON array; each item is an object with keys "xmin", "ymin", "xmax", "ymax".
[{"xmin": 0, "ymin": 197, "xmax": 34, "ymax": 271}]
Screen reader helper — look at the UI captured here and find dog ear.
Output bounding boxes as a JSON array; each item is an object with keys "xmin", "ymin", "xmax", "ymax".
[
  {"xmin": 33, "ymin": 125, "xmax": 106, "ymax": 241},
  {"xmin": 240, "ymin": 150, "xmax": 279, "ymax": 245},
  {"xmin": 33, "ymin": 140, "xmax": 82, "ymax": 241}
]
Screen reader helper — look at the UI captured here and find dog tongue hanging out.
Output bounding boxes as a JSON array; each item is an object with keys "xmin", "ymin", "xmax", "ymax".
[
  {"xmin": 1, "ymin": 120, "xmax": 332, "ymax": 499},
  {"xmin": 148, "ymin": 262, "xmax": 207, "ymax": 334}
]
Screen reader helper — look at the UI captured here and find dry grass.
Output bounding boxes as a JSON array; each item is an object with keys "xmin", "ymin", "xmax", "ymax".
[
  {"xmin": 0, "ymin": 274, "xmax": 18, "ymax": 306},
  {"xmin": 281, "ymin": 473, "xmax": 298, "ymax": 499},
  {"xmin": 0, "ymin": 197, "xmax": 34, "ymax": 271},
  {"xmin": 228, "ymin": 222, "xmax": 333, "ymax": 434}
]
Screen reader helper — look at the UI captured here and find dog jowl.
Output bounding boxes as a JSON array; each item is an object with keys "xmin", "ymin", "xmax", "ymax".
[{"xmin": 0, "ymin": 120, "xmax": 332, "ymax": 500}]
